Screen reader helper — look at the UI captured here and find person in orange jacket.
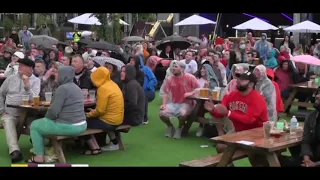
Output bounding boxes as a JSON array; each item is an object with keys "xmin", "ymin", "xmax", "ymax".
[{"xmin": 266, "ymin": 68, "xmax": 284, "ymax": 116}]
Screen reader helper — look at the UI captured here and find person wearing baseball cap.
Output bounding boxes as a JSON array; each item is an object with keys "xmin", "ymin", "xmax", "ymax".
[
  {"xmin": 204, "ymin": 70, "xmax": 268, "ymax": 134},
  {"xmin": 4, "ymin": 51, "xmax": 25, "ymax": 77},
  {"xmin": 0, "ymin": 57, "xmax": 40, "ymax": 163}
]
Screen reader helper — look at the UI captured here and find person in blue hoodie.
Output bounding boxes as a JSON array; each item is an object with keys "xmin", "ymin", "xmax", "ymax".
[
  {"xmin": 254, "ymin": 33, "xmax": 271, "ymax": 61},
  {"xmin": 265, "ymin": 49, "xmax": 278, "ymax": 69},
  {"xmin": 129, "ymin": 54, "xmax": 157, "ymax": 125}
]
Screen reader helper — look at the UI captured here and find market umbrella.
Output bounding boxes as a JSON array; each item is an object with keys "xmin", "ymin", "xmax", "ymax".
[
  {"xmin": 291, "ymin": 55, "xmax": 320, "ymax": 66},
  {"xmin": 284, "ymin": 20, "xmax": 320, "ymax": 33},
  {"xmin": 86, "ymin": 41, "xmax": 120, "ymax": 53},
  {"xmin": 174, "ymin": 15, "xmax": 216, "ymax": 26},
  {"xmin": 186, "ymin": 36, "xmax": 202, "ymax": 44},
  {"xmin": 29, "ymin": 35, "xmax": 59, "ymax": 49},
  {"xmin": 78, "ymin": 39, "xmax": 93, "ymax": 45},
  {"xmin": 122, "ymin": 36, "xmax": 145, "ymax": 42},
  {"xmin": 68, "ymin": 13, "xmax": 130, "ymax": 26},
  {"xmin": 232, "ymin": 18, "xmax": 278, "ymax": 30},
  {"xmin": 93, "ymin": 56, "xmax": 124, "ymax": 70},
  {"xmin": 156, "ymin": 35, "xmax": 191, "ymax": 50}
]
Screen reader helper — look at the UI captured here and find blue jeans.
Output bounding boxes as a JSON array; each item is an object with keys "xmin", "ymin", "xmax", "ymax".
[{"xmin": 144, "ymin": 91, "xmax": 156, "ymax": 122}]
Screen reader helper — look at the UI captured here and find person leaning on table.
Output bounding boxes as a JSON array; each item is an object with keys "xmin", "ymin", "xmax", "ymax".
[{"xmin": 27, "ymin": 66, "xmax": 87, "ymax": 164}]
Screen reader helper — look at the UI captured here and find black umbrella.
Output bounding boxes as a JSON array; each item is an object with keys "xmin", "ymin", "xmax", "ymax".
[
  {"xmin": 156, "ymin": 35, "xmax": 191, "ymax": 50},
  {"xmin": 86, "ymin": 41, "xmax": 120, "ymax": 53},
  {"xmin": 122, "ymin": 36, "xmax": 145, "ymax": 42},
  {"xmin": 78, "ymin": 39, "xmax": 93, "ymax": 45}
]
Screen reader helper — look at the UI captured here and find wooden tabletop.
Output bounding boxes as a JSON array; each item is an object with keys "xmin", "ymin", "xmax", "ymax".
[
  {"xmin": 7, "ymin": 101, "xmax": 96, "ymax": 111},
  {"xmin": 186, "ymin": 95, "xmax": 221, "ymax": 103},
  {"xmin": 211, "ymin": 127, "xmax": 303, "ymax": 153},
  {"xmin": 290, "ymin": 82, "xmax": 318, "ymax": 90}
]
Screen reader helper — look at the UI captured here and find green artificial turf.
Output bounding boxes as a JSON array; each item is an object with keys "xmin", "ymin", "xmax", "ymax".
[{"xmin": 0, "ymin": 92, "xmax": 296, "ymax": 167}]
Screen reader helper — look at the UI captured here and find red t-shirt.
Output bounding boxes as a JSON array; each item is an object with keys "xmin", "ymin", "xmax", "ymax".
[
  {"xmin": 163, "ymin": 73, "xmax": 200, "ymax": 104},
  {"xmin": 211, "ymin": 90, "xmax": 268, "ymax": 132}
]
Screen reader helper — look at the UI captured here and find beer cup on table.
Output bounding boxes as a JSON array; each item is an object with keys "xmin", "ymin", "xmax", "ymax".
[
  {"xmin": 82, "ymin": 89, "xmax": 89, "ymax": 100},
  {"xmin": 88, "ymin": 90, "xmax": 96, "ymax": 102},
  {"xmin": 33, "ymin": 95, "xmax": 40, "ymax": 107},
  {"xmin": 22, "ymin": 95, "xmax": 29, "ymax": 105},
  {"xmin": 45, "ymin": 92, "xmax": 52, "ymax": 103}
]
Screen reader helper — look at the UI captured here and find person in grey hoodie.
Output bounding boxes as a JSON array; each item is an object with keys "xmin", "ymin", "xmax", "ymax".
[
  {"xmin": 37, "ymin": 24, "xmax": 52, "ymax": 36},
  {"xmin": 0, "ymin": 58, "xmax": 40, "ymax": 163},
  {"xmin": 27, "ymin": 66, "xmax": 87, "ymax": 163},
  {"xmin": 120, "ymin": 65, "xmax": 145, "ymax": 126}
]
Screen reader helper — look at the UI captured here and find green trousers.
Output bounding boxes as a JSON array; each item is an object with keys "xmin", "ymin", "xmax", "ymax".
[{"xmin": 30, "ymin": 118, "xmax": 87, "ymax": 155}]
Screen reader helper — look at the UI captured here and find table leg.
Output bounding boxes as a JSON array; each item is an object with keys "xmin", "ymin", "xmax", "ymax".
[
  {"xmin": 284, "ymin": 88, "xmax": 297, "ymax": 114},
  {"xmin": 217, "ymin": 145, "xmax": 237, "ymax": 167},
  {"xmin": 182, "ymin": 101, "xmax": 203, "ymax": 136},
  {"xmin": 265, "ymin": 152, "xmax": 281, "ymax": 167},
  {"xmin": 17, "ymin": 110, "xmax": 29, "ymax": 140}
]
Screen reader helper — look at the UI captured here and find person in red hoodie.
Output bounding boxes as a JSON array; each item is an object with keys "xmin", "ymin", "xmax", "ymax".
[
  {"xmin": 204, "ymin": 71, "xmax": 269, "ymax": 132},
  {"xmin": 266, "ymin": 68, "xmax": 284, "ymax": 117}
]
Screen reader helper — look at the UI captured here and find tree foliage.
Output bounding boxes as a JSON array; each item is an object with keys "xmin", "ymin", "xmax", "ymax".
[{"xmin": 93, "ymin": 13, "xmax": 155, "ymax": 44}]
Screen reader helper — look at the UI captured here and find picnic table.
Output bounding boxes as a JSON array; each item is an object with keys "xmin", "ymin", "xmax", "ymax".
[
  {"xmin": 210, "ymin": 126, "xmax": 303, "ymax": 167},
  {"xmin": 284, "ymin": 82, "xmax": 317, "ymax": 113},
  {"xmin": 182, "ymin": 95, "xmax": 221, "ymax": 136},
  {"xmin": 7, "ymin": 101, "xmax": 96, "ymax": 139}
]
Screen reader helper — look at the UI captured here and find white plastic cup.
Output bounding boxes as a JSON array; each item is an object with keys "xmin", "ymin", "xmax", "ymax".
[
  {"xmin": 307, "ymin": 80, "xmax": 312, "ymax": 87},
  {"xmin": 88, "ymin": 90, "xmax": 96, "ymax": 101},
  {"xmin": 45, "ymin": 92, "xmax": 52, "ymax": 103}
]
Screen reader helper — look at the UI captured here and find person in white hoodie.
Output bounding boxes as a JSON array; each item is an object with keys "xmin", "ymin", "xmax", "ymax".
[{"xmin": 4, "ymin": 51, "xmax": 24, "ymax": 78}]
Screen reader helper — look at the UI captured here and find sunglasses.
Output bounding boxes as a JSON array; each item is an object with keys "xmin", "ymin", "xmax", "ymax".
[{"xmin": 234, "ymin": 73, "xmax": 241, "ymax": 78}]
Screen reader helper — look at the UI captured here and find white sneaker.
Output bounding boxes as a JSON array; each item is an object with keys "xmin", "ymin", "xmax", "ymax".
[
  {"xmin": 173, "ymin": 128, "xmax": 182, "ymax": 139},
  {"xmin": 196, "ymin": 127, "xmax": 204, "ymax": 137},
  {"xmin": 165, "ymin": 126, "xmax": 174, "ymax": 137},
  {"xmin": 101, "ymin": 142, "xmax": 119, "ymax": 152},
  {"xmin": 142, "ymin": 121, "xmax": 149, "ymax": 125}
]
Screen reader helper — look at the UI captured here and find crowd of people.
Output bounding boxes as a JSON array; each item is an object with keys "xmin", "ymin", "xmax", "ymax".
[{"xmin": 0, "ymin": 23, "xmax": 320, "ymax": 166}]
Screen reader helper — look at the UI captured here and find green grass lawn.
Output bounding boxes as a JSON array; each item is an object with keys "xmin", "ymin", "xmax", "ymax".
[{"xmin": 0, "ymin": 92, "xmax": 295, "ymax": 167}]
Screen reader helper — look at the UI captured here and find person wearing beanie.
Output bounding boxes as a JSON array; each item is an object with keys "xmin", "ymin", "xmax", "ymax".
[{"xmin": 4, "ymin": 51, "xmax": 24, "ymax": 77}]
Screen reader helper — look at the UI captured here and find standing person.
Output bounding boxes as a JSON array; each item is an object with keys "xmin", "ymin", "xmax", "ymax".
[
  {"xmin": 18, "ymin": 25, "xmax": 33, "ymax": 50},
  {"xmin": 73, "ymin": 29, "xmax": 82, "ymax": 43},
  {"xmin": 37, "ymin": 24, "xmax": 52, "ymax": 36},
  {"xmin": 9, "ymin": 29, "xmax": 20, "ymax": 46},
  {"xmin": 254, "ymin": 33, "xmax": 271, "ymax": 61}
]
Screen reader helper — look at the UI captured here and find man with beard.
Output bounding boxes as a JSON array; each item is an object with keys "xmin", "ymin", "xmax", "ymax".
[
  {"xmin": 279, "ymin": 90, "xmax": 320, "ymax": 167},
  {"xmin": 159, "ymin": 61, "xmax": 200, "ymax": 139},
  {"xmin": 205, "ymin": 71, "xmax": 268, "ymax": 132}
]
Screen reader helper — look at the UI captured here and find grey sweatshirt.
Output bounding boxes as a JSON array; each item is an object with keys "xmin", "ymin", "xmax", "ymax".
[
  {"xmin": 0, "ymin": 74, "xmax": 40, "ymax": 116},
  {"xmin": 45, "ymin": 66, "xmax": 86, "ymax": 124}
]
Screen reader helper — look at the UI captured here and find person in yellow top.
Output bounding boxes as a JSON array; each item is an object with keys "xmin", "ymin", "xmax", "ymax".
[
  {"xmin": 82, "ymin": 67, "xmax": 124, "ymax": 155},
  {"xmin": 73, "ymin": 29, "xmax": 82, "ymax": 43}
]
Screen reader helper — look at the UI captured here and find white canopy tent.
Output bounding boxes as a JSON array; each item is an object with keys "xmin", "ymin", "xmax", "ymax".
[
  {"xmin": 68, "ymin": 13, "xmax": 130, "ymax": 26},
  {"xmin": 174, "ymin": 14, "xmax": 216, "ymax": 26},
  {"xmin": 284, "ymin": 20, "xmax": 320, "ymax": 33},
  {"xmin": 233, "ymin": 18, "xmax": 278, "ymax": 30}
]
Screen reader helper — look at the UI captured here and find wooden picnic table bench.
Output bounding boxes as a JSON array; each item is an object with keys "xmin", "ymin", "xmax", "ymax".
[
  {"xmin": 179, "ymin": 150, "xmax": 247, "ymax": 167},
  {"xmin": 284, "ymin": 82, "xmax": 317, "ymax": 114},
  {"xmin": 4, "ymin": 102, "xmax": 131, "ymax": 164},
  {"xmin": 210, "ymin": 127, "xmax": 303, "ymax": 167}
]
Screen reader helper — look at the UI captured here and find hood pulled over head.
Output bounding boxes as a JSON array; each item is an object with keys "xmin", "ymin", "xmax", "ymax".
[
  {"xmin": 58, "ymin": 66, "xmax": 75, "ymax": 85},
  {"xmin": 123, "ymin": 64, "xmax": 136, "ymax": 82},
  {"xmin": 91, "ymin": 67, "xmax": 110, "ymax": 87}
]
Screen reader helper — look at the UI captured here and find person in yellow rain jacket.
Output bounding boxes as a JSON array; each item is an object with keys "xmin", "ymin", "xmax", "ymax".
[
  {"xmin": 73, "ymin": 29, "xmax": 82, "ymax": 43},
  {"xmin": 82, "ymin": 67, "xmax": 124, "ymax": 154}
]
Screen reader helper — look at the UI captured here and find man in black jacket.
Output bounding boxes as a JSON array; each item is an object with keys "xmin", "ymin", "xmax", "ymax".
[
  {"xmin": 279, "ymin": 89, "xmax": 320, "ymax": 167},
  {"xmin": 71, "ymin": 54, "xmax": 95, "ymax": 90}
]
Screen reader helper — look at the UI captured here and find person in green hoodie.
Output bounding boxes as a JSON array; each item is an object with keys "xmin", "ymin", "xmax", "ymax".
[{"xmin": 27, "ymin": 66, "xmax": 87, "ymax": 163}]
